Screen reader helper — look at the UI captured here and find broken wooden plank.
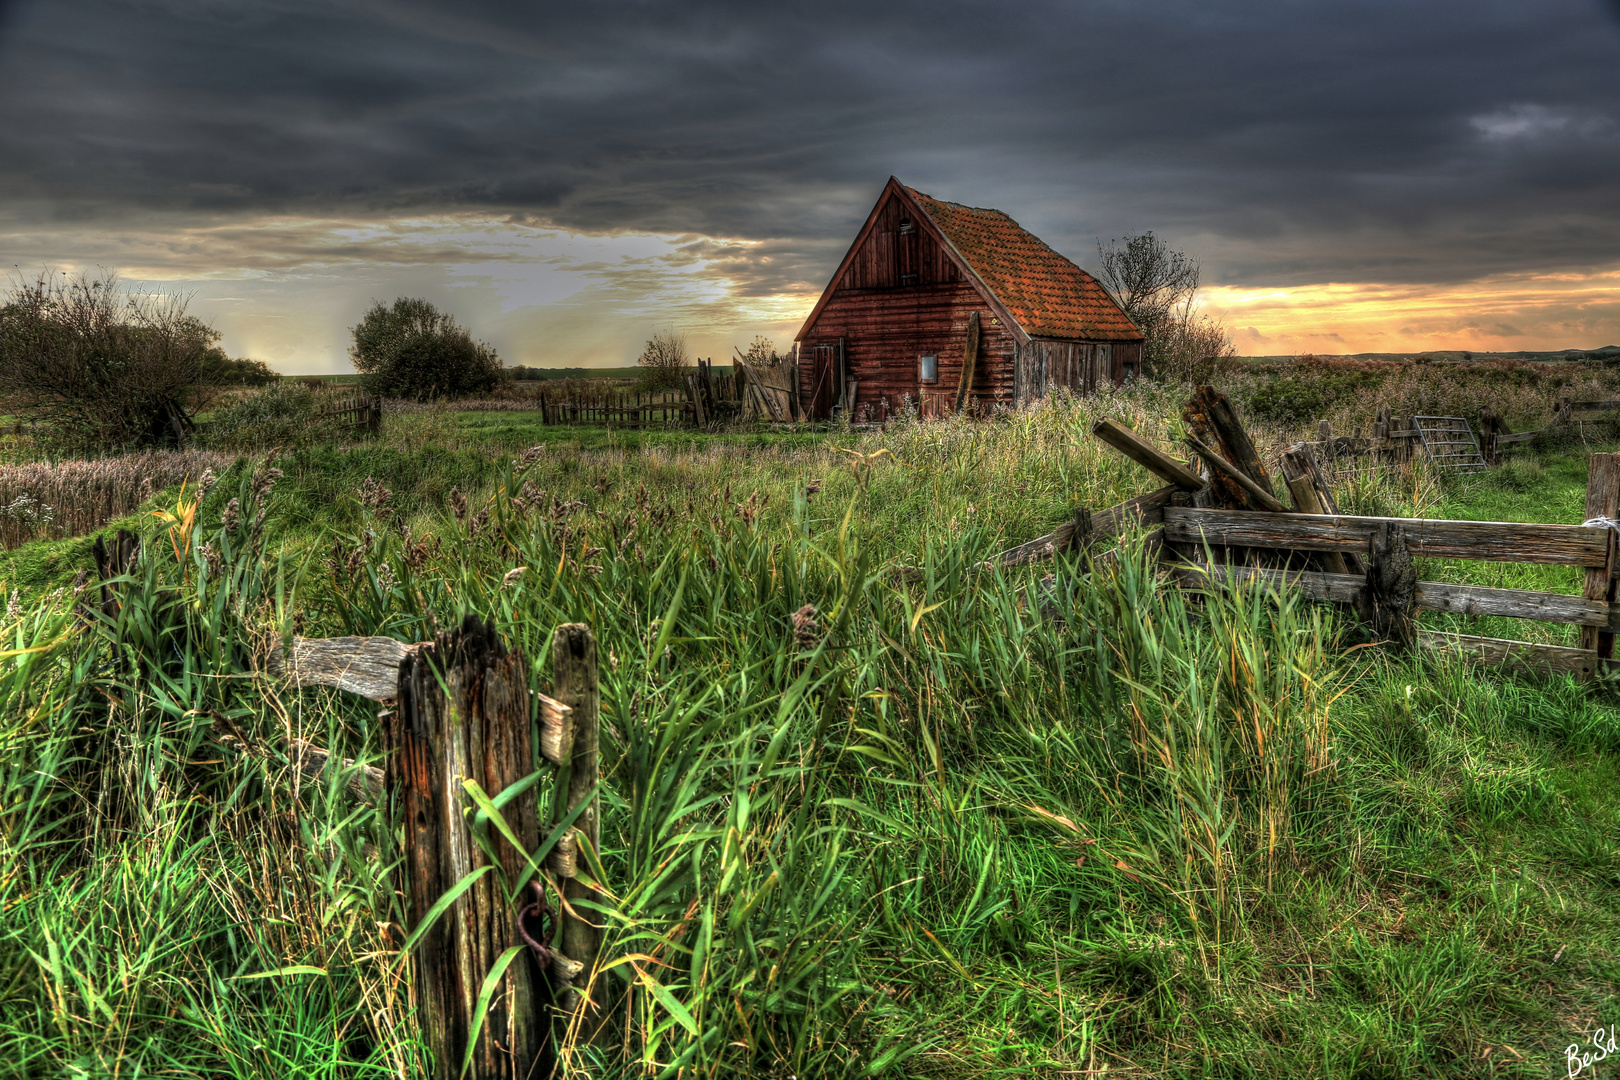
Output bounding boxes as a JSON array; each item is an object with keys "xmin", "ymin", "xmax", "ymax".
[
  {"xmin": 538, "ymin": 692, "xmax": 574, "ymax": 767},
  {"xmin": 1162, "ymin": 508, "xmax": 1610, "ymax": 567},
  {"xmin": 1284, "ymin": 475, "xmax": 1352, "ymax": 575},
  {"xmin": 993, "ymin": 486, "xmax": 1179, "ymax": 567},
  {"xmin": 1495, "ymin": 431, "xmax": 1538, "ymax": 445},
  {"xmin": 1092, "ymin": 419, "xmax": 1205, "ymax": 492},
  {"xmin": 1185, "ymin": 432, "xmax": 1287, "ymax": 512},
  {"xmin": 1280, "ymin": 444, "xmax": 1366, "ymax": 575},
  {"xmin": 736, "ymin": 352, "xmax": 785, "ymax": 422},
  {"xmin": 269, "ymin": 635, "xmax": 416, "ymax": 701},
  {"xmin": 954, "ymin": 312, "xmax": 981, "ymax": 414},
  {"xmin": 1418, "ymin": 630, "xmax": 1598, "ymax": 680}
]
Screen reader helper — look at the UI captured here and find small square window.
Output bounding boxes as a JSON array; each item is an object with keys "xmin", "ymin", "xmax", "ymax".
[
  {"xmin": 898, "ymin": 219, "xmax": 915, "ymax": 235},
  {"xmin": 919, "ymin": 354, "xmax": 938, "ymax": 383}
]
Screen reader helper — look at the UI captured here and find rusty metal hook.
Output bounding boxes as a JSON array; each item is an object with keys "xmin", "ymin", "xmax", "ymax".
[{"xmin": 516, "ymin": 878, "xmax": 555, "ymax": 967}]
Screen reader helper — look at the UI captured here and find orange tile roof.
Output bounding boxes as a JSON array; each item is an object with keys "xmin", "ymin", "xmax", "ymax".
[{"xmin": 908, "ymin": 187, "xmax": 1143, "ymax": 342}]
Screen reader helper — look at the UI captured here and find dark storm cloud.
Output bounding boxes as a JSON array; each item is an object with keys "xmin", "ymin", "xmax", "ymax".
[{"xmin": 2, "ymin": 0, "xmax": 1619, "ymax": 289}]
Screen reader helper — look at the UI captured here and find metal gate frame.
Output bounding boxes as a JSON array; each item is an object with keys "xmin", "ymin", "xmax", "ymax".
[{"xmin": 1413, "ymin": 416, "xmax": 1488, "ymax": 472}]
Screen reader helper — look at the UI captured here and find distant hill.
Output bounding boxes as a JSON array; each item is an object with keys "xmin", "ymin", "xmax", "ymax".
[
  {"xmin": 1237, "ymin": 347, "xmax": 1620, "ymax": 364},
  {"xmin": 505, "ymin": 366, "xmax": 643, "ymax": 381},
  {"xmin": 285, "ymin": 366, "xmax": 647, "ymax": 382}
]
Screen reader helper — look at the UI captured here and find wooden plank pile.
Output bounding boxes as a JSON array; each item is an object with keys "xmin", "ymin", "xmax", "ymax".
[{"xmin": 995, "ymin": 386, "xmax": 1620, "ymax": 681}]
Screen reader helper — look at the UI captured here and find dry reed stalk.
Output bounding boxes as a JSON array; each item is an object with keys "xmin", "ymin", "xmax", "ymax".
[{"xmin": 0, "ymin": 449, "xmax": 233, "ymax": 549}]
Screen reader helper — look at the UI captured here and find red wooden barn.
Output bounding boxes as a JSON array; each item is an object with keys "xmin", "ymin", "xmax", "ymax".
[{"xmin": 795, "ymin": 177, "xmax": 1144, "ymax": 421}]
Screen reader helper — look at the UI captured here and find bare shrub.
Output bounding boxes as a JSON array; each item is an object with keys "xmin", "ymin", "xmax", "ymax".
[
  {"xmin": 1096, "ymin": 233, "xmax": 1234, "ymax": 384},
  {"xmin": 0, "ymin": 269, "xmax": 220, "ymax": 450},
  {"xmin": 1149, "ymin": 311, "xmax": 1237, "ymax": 385},
  {"xmin": 0, "ymin": 449, "xmax": 232, "ymax": 548},
  {"xmin": 636, "ymin": 329, "xmax": 689, "ymax": 390},
  {"xmin": 737, "ymin": 335, "xmax": 788, "ymax": 367}
]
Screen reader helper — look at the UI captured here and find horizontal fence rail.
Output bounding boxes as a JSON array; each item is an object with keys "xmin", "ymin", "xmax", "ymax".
[
  {"xmin": 1161, "ymin": 507, "xmax": 1611, "ymax": 568},
  {"xmin": 1172, "ymin": 563, "xmax": 1616, "ymax": 629}
]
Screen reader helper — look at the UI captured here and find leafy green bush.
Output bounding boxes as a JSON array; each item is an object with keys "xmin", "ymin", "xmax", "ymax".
[{"xmin": 349, "ymin": 298, "xmax": 501, "ymax": 400}]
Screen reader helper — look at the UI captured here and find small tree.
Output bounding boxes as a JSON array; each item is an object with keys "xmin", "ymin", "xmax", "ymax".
[
  {"xmin": 349, "ymin": 298, "xmax": 501, "ymax": 400},
  {"xmin": 1096, "ymin": 232, "xmax": 1233, "ymax": 383},
  {"xmin": 636, "ymin": 329, "xmax": 689, "ymax": 390},
  {"xmin": 0, "ymin": 269, "xmax": 215, "ymax": 449},
  {"xmin": 738, "ymin": 335, "xmax": 781, "ymax": 366}
]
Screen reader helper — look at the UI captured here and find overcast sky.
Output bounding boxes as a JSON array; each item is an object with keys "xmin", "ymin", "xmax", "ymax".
[{"xmin": 3, "ymin": 0, "xmax": 1619, "ymax": 371}]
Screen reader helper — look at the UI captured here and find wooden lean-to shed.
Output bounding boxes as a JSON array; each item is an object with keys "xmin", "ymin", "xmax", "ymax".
[{"xmin": 795, "ymin": 177, "xmax": 1145, "ymax": 421}]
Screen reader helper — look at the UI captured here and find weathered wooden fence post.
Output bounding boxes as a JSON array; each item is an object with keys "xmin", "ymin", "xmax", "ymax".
[
  {"xmin": 1360, "ymin": 523, "xmax": 1417, "ymax": 648},
  {"xmin": 550, "ymin": 623, "xmax": 604, "ymax": 1031},
  {"xmin": 1581, "ymin": 452, "xmax": 1620, "ymax": 662},
  {"xmin": 387, "ymin": 615, "xmax": 551, "ymax": 1080}
]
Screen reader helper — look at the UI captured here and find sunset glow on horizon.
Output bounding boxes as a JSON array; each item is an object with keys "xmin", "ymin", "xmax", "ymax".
[
  {"xmin": 1202, "ymin": 264, "xmax": 1620, "ymax": 357},
  {"xmin": 13, "ymin": 209, "xmax": 1617, "ymax": 374}
]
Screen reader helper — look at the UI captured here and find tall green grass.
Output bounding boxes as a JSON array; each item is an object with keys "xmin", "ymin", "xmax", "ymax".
[{"xmin": 1, "ymin": 397, "xmax": 1618, "ymax": 1077}]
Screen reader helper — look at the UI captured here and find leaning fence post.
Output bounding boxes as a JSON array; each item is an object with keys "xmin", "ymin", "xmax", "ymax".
[
  {"xmin": 551, "ymin": 623, "xmax": 604, "ymax": 1034},
  {"xmin": 1581, "ymin": 453, "xmax": 1620, "ymax": 664},
  {"xmin": 387, "ymin": 614, "xmax": 550, "ymax": 1080}
]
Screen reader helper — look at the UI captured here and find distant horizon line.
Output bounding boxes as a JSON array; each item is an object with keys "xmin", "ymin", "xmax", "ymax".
[{"xmin": 277, "ymin": 345, "xmax": 1620, "ymax": 378}]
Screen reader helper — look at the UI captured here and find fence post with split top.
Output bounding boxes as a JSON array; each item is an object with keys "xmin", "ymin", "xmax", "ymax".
[{"xmin": 386, "ymin": 614, "xmax": 553, "ymax": 1079}]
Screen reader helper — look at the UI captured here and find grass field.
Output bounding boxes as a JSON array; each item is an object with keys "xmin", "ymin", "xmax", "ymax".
[{"xmin": 1, "ymin": 385, "xmax": 1618, "ymax": 1078}]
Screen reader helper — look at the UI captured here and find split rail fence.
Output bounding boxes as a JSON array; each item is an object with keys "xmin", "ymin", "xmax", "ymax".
[
  {"xmin": 533, "ymin": 387, "xmax": 692, "ymax": 428},
  {"xmin": 996, "ymin": 385, "xmax": 1620, "ymax": 681},
  {"xmin": 1303, "ymin": 395, "xmax": 1620, "ymax": 478}
]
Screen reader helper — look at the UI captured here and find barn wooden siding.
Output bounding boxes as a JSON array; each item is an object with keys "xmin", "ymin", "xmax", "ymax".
[
  {"xmin": 1012, "ymin": 339, "xmax": 1143, "ymax": 405},
  {"xmin": 798, "ymin": 284, "xmax": 1020, "ymax": 419},
  {"xmin": 797, "ymin": 190, "xmax": 1021, "ymax": 419}
]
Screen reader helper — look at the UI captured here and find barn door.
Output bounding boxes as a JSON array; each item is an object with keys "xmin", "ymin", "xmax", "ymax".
[{"xmin": 809, "ymin": 342, "xmax": 840, "ymax": 420}]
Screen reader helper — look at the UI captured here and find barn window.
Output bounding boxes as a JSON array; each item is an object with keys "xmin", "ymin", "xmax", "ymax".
[
  {"xmin": 899, "ymin": 273, "xmax": 918, "ymax": 285},
  {"xmin": 898, "ymin": 219, "xmax": 915, "ymax": 235},
  {"xmin": 919, "ymin": 354, "xmax": 938, "ymax": 383}
]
